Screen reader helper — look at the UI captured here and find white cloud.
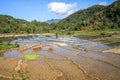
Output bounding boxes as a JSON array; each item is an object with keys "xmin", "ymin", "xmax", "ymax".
[
  {"xmin": 48, "ymin": 2, "xmax": 77, "ymax": 17},
  {"xmin": 99, "ymin": 1, "xmax": 107, "ymax": 6}
]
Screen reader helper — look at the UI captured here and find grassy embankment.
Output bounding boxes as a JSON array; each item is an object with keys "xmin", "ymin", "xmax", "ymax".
[
  {"xmin": 72, "ymin": 29, "xmax": 120, "ymax": 43},
  {"xmin": 71, "ymin": 29, "xmax": 120, "ymax": 54}
]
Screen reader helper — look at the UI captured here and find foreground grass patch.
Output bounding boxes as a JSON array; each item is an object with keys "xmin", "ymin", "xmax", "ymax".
[
  {"xmin": 0, "ymin": 42, "xmax": 19, "ymax": 50},
  {"xmin": 24, "ymin": 54, "xmax": 40, "ymax": 60}
]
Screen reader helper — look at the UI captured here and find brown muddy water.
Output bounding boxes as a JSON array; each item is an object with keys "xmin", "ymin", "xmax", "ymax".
[{"xmin": 0, "ymin": 36, "xmax": 120, "ymax": 80}]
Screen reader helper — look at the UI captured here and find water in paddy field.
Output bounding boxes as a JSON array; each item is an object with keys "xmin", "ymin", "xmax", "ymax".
[
  {"xmin": 4, "ymin": 36, "xmax": 111, "ymax": 58},
  {"xmin": 1, "ymin": 36, "xmax": 120, "ymax": 80}
]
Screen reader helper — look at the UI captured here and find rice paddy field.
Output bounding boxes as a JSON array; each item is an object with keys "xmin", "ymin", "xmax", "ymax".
[{"xmin": 0, "ymin": 36, "xmax": 120, "ymax": 80}]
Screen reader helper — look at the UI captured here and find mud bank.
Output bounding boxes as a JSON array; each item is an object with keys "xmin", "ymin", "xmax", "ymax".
[
  {"xmin": 0, "ymin": 33, "xmax": 54, "ymax": 38},
  {"xmin": 103, "ymin": 48, "xmax": 120, "ymax": 54}
]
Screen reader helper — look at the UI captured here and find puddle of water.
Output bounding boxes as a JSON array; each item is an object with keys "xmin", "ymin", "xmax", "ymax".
[
  {"xmin": 80, "ymin": 53, "xmax": 107, "ymax": 60},
  {"xmin": 71, "ymin": 56, "xmax": 90, "ymax": 62},
  {"xmin": 12, "ymin": 36, "xmax": 56, "ymax": 43},
  {"xmin": 52, "ymin": 45, "xmax": 75, "ymax": 56},
  {"xmin": 51, "ymin": 42, "xmax": 68, "ymax": 46},
  {"xmin": 4, "ymin": 50, "xmax": 21, "ymax": 58},
  {"xmin": 40, "ymin": 50, "xmax": 65, "ymax": 60}
]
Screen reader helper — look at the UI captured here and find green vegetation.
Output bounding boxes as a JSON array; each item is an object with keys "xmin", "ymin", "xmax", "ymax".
[
  {"xmin": 57, "ymin": 0, "xmax": 120, "ymax": 31},
  {"xmin": 71, "ymin": 29, "xmax": 120, "ymax": 44},
  {"xmin": 24, "ymin": 54, "xmax": 40, "ymax": 60},
  {"xmin": 72, "ymin": 29, "xmax": 120, "ymax": 36},
  {"xmin": 0, "ymin": 0, "xmax": 120, "ymax": 35},
  {"xmin": 0, "ymin": 42, "xmax": 19, "ymax": 50},
  {"xmin": 102, "ymin": 38, "xmax": 120, "ymax": 43},
  {"xmin": 0, "ymin": 15, "xmax": 51, "ymax": 34}
]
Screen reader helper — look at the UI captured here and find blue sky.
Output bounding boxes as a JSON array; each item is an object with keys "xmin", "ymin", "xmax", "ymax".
[{"xmin": 0, "ymin": 0, "xmax": 115, "ymax": 22}]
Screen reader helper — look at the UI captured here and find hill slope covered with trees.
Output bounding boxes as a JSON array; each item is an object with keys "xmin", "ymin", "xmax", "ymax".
[
  {"xmin": 57, "ymin": 0, "xmax": 120, "ymax": 31},
  {"xmin": 0, "ymin": 15, "xmax": 50, "ymax": 33}
]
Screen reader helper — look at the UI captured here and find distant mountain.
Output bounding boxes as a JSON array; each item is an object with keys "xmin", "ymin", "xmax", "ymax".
[
  {"xmin": 46, "ymin": 19, "xmax": 61, "ymax": 24},
  {"xmin": 58, "ymin": 0, "xmax": 120, "ymax": 30}
]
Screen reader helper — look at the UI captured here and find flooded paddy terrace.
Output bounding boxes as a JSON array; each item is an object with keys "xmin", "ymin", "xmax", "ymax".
[{"xmin": 0, "ymin": 36, "xmax": 120, "ymax": 80}]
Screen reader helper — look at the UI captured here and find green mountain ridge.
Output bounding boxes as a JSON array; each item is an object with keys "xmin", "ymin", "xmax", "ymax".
[
  {"xmin": 57, "ymin": 0, "xmax": 120, "ymax": 30},
  {"xmin": 0, "ymin": 0, "xmax": 119, "ymax": 34}
]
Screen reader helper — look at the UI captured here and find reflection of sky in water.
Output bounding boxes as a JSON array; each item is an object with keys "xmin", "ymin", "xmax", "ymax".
[
  {"xmin": 12, "ymin": 36, "xmax": 56, "ymax": 43},
  {"xmin": 49, "ymin": 36, "xmax": 111, "ymax": 50},
  {"xmin": 4, "ymin": 36, "xmax": 112, "ymax": 58},
  {"xmin": 4, "ymin": 50, "xmax": 21, "ymax": 58},
  {"xmin": 12, "ymin": 36, "xmax": 111, "ymax": 50}
]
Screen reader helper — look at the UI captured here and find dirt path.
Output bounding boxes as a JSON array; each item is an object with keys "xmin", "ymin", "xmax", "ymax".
[
  {"xmin": 0, "ymin": 42, "xmax": 120, "ymax": 80},
  {"xmin": 0, "ymin": 33, "xmax": 54, "ymax": 38}
]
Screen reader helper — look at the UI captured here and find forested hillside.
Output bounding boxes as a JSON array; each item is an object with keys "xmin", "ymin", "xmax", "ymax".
[
  {"xmin": 0, "ymin": 15, "xmax": 50, "ymax": 33},
  {"xmin": 0, "ymin": 0, "xmax": 120, "ymax": 34},
  {"xmin": 57, "ymin": 0, "xmax": 120, "ymax": 30}
]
